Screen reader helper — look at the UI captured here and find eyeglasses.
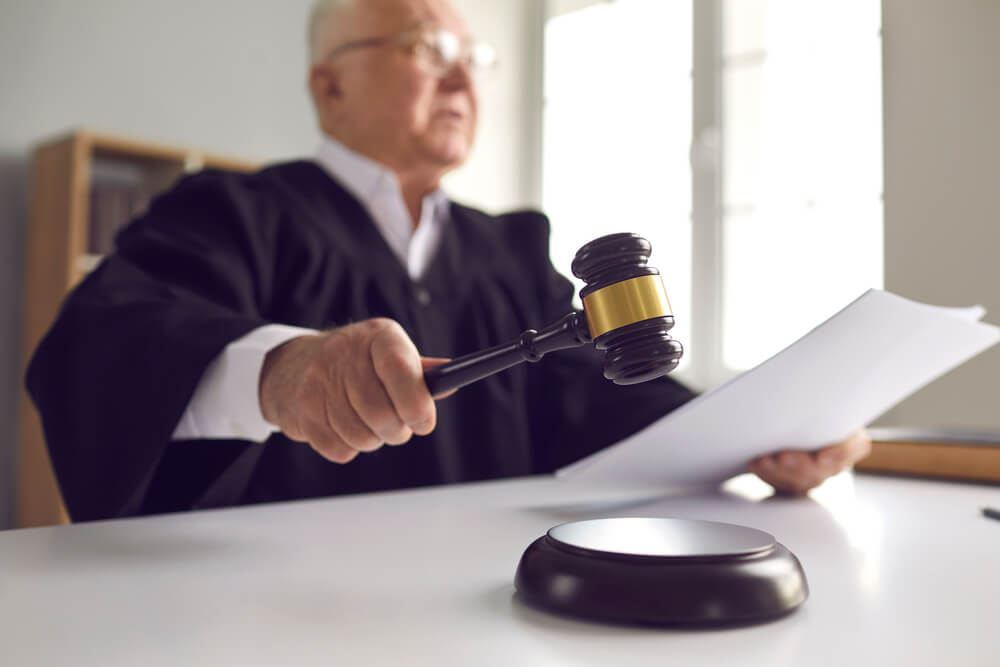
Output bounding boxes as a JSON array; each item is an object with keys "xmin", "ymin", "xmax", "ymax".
[{"xmin": 323, "ymin": 26, "xmax": 498, "ymax": 77}]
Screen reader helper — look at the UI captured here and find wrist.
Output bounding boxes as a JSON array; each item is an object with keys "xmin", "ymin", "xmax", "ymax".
[{"xmin": 259, "ymin": 334, "xmax": 314, "ymax": 426}]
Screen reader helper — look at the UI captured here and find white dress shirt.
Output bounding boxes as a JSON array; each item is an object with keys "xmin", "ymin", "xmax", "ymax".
[{"xmin": 171, "ymin": 137, "xmax": 450, "ymax": 441}]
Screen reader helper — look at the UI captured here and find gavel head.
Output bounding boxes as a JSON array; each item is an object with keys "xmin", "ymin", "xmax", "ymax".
[{"xmin": 571, "ymin": 233, "xmax": 683, "ymax": 385}]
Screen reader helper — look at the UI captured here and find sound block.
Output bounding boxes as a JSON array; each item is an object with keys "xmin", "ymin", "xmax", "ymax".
[{"xmin": 514, "ymin": 517, "xmax": 808, "ymax": 626}]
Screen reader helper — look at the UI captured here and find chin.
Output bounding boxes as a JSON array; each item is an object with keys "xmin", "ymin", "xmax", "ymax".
[{"xmin": 425, "ymin": 139, "xmax": 471, "ymax": 169}]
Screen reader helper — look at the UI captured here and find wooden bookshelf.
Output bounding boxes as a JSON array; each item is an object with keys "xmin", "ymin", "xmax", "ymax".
[{"xmin": 16, "ymin": 130, "xmax": 258, "ymax": 528}]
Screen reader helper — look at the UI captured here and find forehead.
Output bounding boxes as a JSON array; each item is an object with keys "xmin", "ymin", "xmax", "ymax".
[{"xmin": 359, "ymin": 0, "xmax": 470, "ymax": 37}]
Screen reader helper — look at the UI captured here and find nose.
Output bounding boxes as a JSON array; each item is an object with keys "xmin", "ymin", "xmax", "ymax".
[{"xmin": 439, "ymin": 58, "xmax": 475, "ymax": 93}]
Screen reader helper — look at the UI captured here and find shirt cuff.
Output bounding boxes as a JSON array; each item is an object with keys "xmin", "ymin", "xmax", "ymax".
[{"xmin": 171, "ymin": 324, "xmax": 319, "ymax": 442}]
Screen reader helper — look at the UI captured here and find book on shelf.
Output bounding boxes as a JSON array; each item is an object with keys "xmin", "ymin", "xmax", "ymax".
[
  {"xmin": 858, "ymin": 426, "xmax": 1000, "ymax": 483},
  {"xmin": 86, "ymin": 159, "xmax": 155, "ymax": 257}
]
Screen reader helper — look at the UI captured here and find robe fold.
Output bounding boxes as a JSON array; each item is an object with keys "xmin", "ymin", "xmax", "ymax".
[{"xmin": 26, "ymin": 161, "xmax": 696, "ymax": 521}]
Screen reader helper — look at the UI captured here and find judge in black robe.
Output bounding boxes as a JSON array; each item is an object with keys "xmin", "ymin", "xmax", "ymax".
[
  {"xmin": 26, "ymin": 161, "xmax": 696, "ymax": 521},
  {"xmin": 26, "ymin": 0, "xmax": 871, "ymax": 521}
]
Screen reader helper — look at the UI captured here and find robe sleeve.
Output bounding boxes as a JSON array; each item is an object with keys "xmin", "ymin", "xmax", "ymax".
[
  {"xmin": 510, "ymin": 214, "xmax": 698, "ymax": 472},
  {"xmin": 25, "ymin": 170, "xmax": 284, "ymax": 521}
]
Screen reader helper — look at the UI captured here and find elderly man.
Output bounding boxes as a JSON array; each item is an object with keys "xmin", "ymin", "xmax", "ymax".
[{"xmin": 26, "ymin": 0, "xmax": 869, "ymax": 522}]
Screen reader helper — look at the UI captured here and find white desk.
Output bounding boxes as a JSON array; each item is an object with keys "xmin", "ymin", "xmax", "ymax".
[{"xmin": 0, "ymin": 472, "xmax": 996, "ymax": 666}]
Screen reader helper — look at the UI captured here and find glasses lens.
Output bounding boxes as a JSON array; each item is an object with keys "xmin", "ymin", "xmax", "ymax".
[
  {"xmin": 424, "ymin": 29, "xmax": 497, "ymax": 75},
  {"xmin": 433, "ymin": 29, "xmax": 462, "ymax": 68},
  {"xmin": 469, "ymin": 42, "xmax": 497, "ymax": 71}
]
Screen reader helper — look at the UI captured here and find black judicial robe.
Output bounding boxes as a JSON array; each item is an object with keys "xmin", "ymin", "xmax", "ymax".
[{"xmin": 26, "ymin": 161, "xmax": 696, "ymax": 522}]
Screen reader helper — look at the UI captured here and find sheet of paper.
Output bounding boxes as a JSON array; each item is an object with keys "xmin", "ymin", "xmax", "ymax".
[{"xmin": 557, "ymin": 289, "xmax": 1000, "ymax": 486}]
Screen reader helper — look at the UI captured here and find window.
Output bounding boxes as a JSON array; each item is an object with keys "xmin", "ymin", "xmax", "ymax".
[
  {"xmin": 543, "ymin": 0, "xmax": 693, "ymax": 371},
  {"xmin": 542, "ymin": 0, "xmax": 883, "ymax": 390},
  {"xmin": 720, "ymin": 0, "xmax": 883, "ymax": 373}
]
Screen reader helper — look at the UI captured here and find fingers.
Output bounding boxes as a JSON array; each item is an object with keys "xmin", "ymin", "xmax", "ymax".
[
  {"xmin": 296, "ymin": 417, "xmax": 360, "ymax": 464},
  {"xmin": 749, "ymin": 452, "xmax": 826, "ymax": 496},
  {"xmin": 319, "ymin": 319, "xmax": 434, "ymax": 456},
  {"xmin": 326, "ymin": 380, "xmax": 389, "ymax": 452},
  {"xmin": 259, "ymin": 319, "xmax": 438, "ymax": 465},
  {"xmin": 843, "ymin": 429, "xmax": 873, "ymax": 464},
  {"xmin": 810, "ymin": 429, "xmax": 872, "ymax": 475},
  {"xmin": 344, "ymin": 378, "xmax": 412, "ymax": 446},
  {"xmin": 749, "ymin": 430, "xmax": 873, "ymax": 496},
  {"xmin": 370, "ymin": 323, "xmax": 437, "ymax": 436}
]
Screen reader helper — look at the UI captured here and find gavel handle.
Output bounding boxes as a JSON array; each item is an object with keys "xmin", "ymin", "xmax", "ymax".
[{"xmin": 423, "ymin": 311, "xmax": 592, "ymax": 396}]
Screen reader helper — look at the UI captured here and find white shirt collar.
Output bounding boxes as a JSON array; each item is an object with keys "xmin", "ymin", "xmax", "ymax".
[{"xmin": 314, "ymin": 136, "xmax": 450, "ymax": 279}]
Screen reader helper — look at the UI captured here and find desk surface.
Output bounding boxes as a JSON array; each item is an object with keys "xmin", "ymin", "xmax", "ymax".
[{"xmin": 1, "ymin": 472, "xmax": 996, "ymax": 666}]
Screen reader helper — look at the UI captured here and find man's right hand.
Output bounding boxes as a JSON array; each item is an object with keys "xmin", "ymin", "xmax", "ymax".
[{"xmin": 258, "ymin": 318, "xmax": 441, "ymax": 463}]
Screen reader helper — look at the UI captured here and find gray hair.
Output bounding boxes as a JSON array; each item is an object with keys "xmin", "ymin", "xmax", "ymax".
[{"xmin": 308, "ymin": 0, "xmax": 356, "ymax": 64}]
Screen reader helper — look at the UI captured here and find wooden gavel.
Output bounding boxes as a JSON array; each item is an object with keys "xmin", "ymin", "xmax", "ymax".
[{"xmin": 423, "ymin": 233, "xmax": 683, "ymax": 396}]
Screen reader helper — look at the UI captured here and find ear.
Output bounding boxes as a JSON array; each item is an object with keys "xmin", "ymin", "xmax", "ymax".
[{"xmin": 308, "ymin": 63, "xmax": 344, "ymax": 113}]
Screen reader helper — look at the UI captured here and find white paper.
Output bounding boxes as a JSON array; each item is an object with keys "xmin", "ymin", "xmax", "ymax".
[{"xmin": 557, "ymin": 289, "xmax": 1000, "ymax": 486}]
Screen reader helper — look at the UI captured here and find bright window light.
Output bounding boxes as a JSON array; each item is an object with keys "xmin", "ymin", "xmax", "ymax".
[
  {"xmin": 721, "ymin": 0, "xmax": 883, "ymax": 371},
  {"xmin": 542, "ymin": 0, "xmax": 693, "ymax": 370},
  {"xmin": 542, "ymin": 0, "xmax": 882, "ymax": 385}
]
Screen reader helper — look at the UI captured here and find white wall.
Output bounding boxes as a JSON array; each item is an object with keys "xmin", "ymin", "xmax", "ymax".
[
  {"xmin": 877, "ymin": 0, "xmax": 1000, "ymax": 430},
  {"xmin": 0, "ymin": 0, "xmax": 541, "ymax": 528}
]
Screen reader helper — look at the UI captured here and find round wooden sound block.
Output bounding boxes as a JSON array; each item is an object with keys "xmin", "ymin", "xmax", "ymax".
[{"xmin": 514, "ymin": 517, "xmax": 808, "ymax": 626}]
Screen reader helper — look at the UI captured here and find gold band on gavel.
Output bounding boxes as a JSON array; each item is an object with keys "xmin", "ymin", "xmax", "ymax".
[{"xmin": 582, "ymin": 274, "xmax": 673, "ymax": 339}]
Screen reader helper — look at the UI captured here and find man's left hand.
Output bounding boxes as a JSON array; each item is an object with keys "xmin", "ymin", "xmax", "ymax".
[{"xmin": 748, "ymin": 429, "xmax": 873, "ymax": 495}]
